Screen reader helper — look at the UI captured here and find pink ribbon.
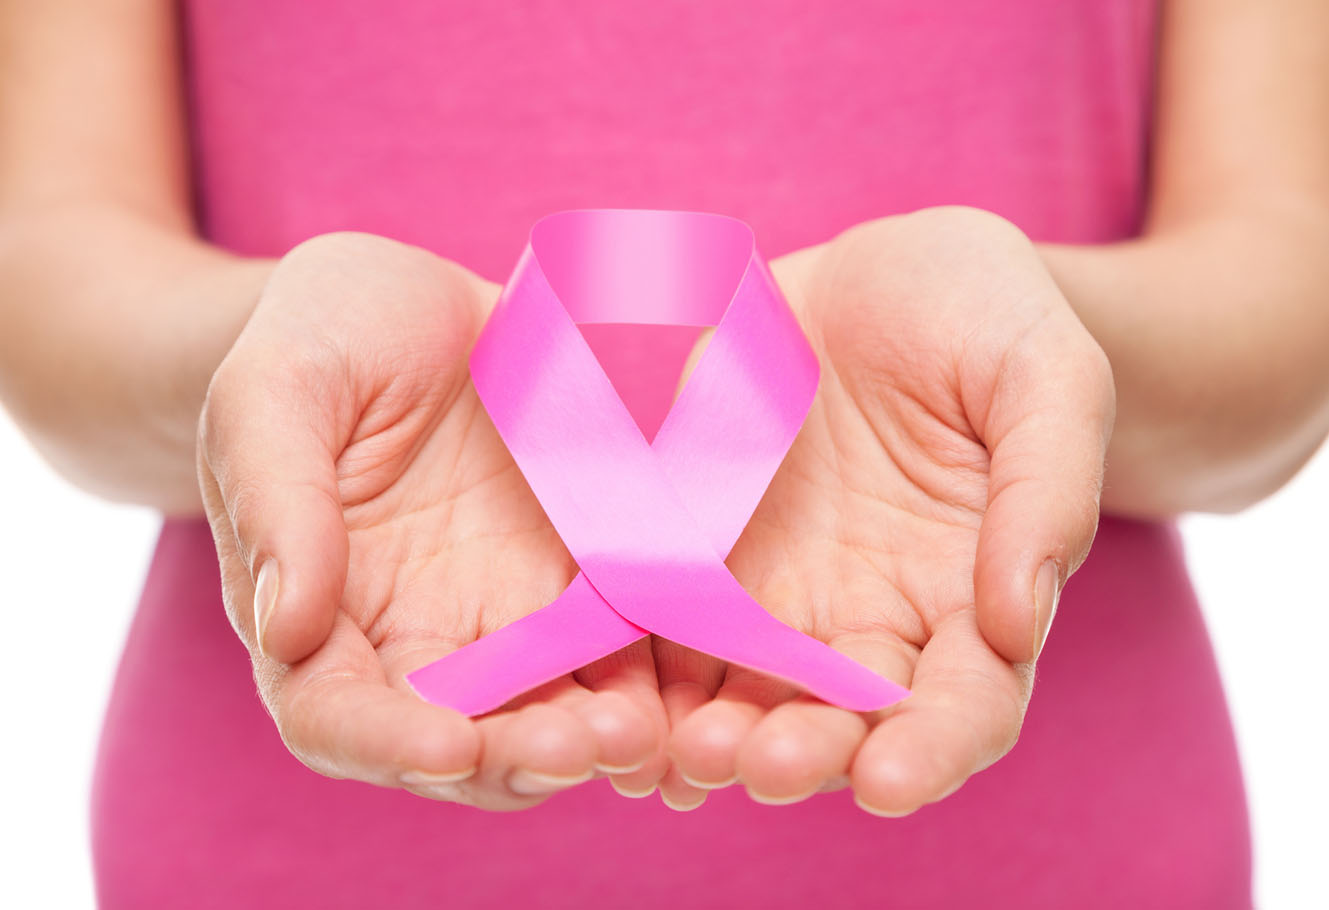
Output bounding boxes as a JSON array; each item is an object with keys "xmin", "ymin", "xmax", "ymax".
[{"xmin": 407, "ymin": 210, "xmax": 910, "ymax": 716}]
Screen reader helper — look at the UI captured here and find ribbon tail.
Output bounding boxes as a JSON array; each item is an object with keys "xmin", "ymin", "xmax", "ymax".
[{"xmin": 406, "ymin": 574, "xmax": 647, "ymax": 716}]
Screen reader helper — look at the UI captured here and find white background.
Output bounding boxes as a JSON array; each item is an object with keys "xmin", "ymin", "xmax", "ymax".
[{"xmin": 0, "ymin": 406, "xmax": 1325, "ymax": 908}]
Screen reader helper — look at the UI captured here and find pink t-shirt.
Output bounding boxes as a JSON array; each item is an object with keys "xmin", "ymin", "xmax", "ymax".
[{"xmin": 92, "ymin": 2, "xmax": 1252, "ymax": 906}]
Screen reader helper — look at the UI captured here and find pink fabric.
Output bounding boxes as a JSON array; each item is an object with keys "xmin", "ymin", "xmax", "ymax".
[{"xmin": 92, "ymin": 1, "xmax": 1252, "ymax": 907}]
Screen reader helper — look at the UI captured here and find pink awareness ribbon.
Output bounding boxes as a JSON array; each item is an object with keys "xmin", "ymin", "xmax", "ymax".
[{"xmin": 407, "ymin": 210, "xmax": 910, "ymax": 716}]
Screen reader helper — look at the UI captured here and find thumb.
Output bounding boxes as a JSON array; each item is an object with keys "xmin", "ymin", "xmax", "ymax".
[
  {"xmin": 197, "ymin": 349, "xmax": 350, "ymax": 665},
  {"xmin": 972, "ymin": 332, "xmax": 1115, "ymax": 665}
]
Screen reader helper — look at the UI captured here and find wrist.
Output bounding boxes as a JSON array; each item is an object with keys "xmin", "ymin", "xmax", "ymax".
[
  {"xmin": 1038, "ymin": 228, "xmax": 1329, "ymax": 517},
  {"xmin": 0, "ymin": 202, "xmax": 277, "ymax": 513},
  {"xmin": 152, "ymin": 253, "xmax": 275, "ymax": 444},
  {"xmin": 145, "ymin": 252, "xmax": 276, "ymax": 514}
]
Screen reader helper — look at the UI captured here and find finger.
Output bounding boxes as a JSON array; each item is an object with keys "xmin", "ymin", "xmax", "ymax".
[
  {"xmin": 972, "ymin": 329, "xmax": 1114, "ymax": 663},
  {"xmin": 735, "ymin": 630, "xmax": 917, "ymax": 805},
  {"xmin": 381, "ymin": 637, "xmax": 650, "ymax": 800},
  {"xmin": 573, "ymin": 637, "xmax": 670, "ymax": 779},
  {"xmin": 606, "ymin": 707, "xmax": 673, "ymax": 800},
  {"xmin": 850, "ymin": 610, "xmax": 1032, "ymax": 816},
  {"xmin": 486, "ymin": 698, "xmax": 600, "ymax": 797},
  {"xmin": 657, "ymin": 686, "xmax": 712, "ymax": 811},
  {"xmin": 429, "ymin": 679, "xmax": 611, "ymax": 811},
  {"xmin": 198, "ymin": 348, "xmax": 350, "ymax": 664},
  {"xmin": 398, "ymin": 690, "xmax": 600, "ymax": 812},
  {"xmin": 267, "ymin": 613, "xmax": 480, "ymax": 790},
  {"xmin": 650, "ymin": 638, "xmax": 726, "ymax": 809},
  {"xmin": 202, "ymin": 449, "xmax": 484, "ymax": 805},
  {"xmin": 668, "ymin": 663, "xmax": 801, "ymax": 794}
]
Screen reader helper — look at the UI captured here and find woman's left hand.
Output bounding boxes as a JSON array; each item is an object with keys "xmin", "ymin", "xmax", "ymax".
[{"xmin": 657, "ymin": 207, "xmax": 1115, "ymax": 814}]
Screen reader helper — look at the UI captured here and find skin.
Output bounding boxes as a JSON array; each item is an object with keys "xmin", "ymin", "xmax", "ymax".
[
  {"xmin": 657, "ymin": 214, "xmax": 1111, "ymax": 810},
  {"xmin": 196, "ymin": 235, "xmax": 668, "ymax": 808},
  {"xmin": 2, "ymin": 0, "xmax": 1328, "ymax": 814}
]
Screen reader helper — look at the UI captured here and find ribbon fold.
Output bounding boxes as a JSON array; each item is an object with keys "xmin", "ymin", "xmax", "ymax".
[{"xmin": 407, "ymin": 210, "xmax": 910, "ymax": 716}]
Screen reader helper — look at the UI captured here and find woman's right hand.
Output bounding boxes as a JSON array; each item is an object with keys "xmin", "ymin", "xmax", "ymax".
[{"xmin": 197, "ymin": 233, "xmax": 669, "ymax": 809}]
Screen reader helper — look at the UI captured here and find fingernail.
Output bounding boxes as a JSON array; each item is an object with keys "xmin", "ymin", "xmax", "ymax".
[
  {"xmin": 254, "ymin": 559, "xmax": 279, "ymax": 657},
  {"xmin": 853, "ymin": 794, "xmax": 914, "ymax": 818},
  {"xmin": 609, "ymin": 779, "xmax": 657, "ymax": 799},
  {"xmin": 678, "ymin": 771, "xmax": 738, "ymax": 790},
  {"xmin": 746, "ymin": 786, "xmax": 819, "ymax": 806},
  {"xmin": 1033, "ymin": 558, "xmax": 1061, "ymax": 659},
  {"xmin": 400, "ymin": 768, "xmax": 476, "ymax": 786},
  {"xmin": 660, "ymin": 791, "xmax": 706, "ymax": 812},
  {"xmin": 595, "ymin": 759, "xmax": 647, "ymax": 775},
  {"xmin": 400, "ymin": 768, "xmax": 476, "ymax": 799},
  {"xmin": 507, "ymin": 768, "xmax": 593, "ymax": 796}
]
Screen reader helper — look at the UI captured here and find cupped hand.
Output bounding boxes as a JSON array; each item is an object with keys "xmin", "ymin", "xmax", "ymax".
[
  {"xmin": 658, "ymin": 207, "xmax": 1115, "ymax": 814},
  {"xmin": 197, "ymin": 233, "xmax": 667, "ymax": 810}
]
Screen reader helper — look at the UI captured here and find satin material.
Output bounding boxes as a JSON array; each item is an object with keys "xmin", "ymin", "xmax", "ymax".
[{"xmin": 407, "ymin": 209, "xmax": 909, "ymax": 714}]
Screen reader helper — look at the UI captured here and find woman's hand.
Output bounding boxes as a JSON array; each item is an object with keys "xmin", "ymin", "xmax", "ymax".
[
  {"xmin": 658, "ymin": 207, "xmax": 1115, "ymax": 814},
  {"xmin": 197, "ymin": 212, "xmax": 1113, "ymax": 817},
  {"xmin": 197, "ymin": 233, "xmax": 668, "ymax": 809}
]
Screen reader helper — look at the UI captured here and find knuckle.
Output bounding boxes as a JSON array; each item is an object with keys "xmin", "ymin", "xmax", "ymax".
[
  {"xmin": 1087, "ymin": 345, "xmax": 1118, "ymax": 429},
  {"xmin": 839, "ymin": 205, "xmax": 1028, "ymax": 254},
  {"xmin": 921, "ymin": 205, "xmax": 1025, "ymax": 239},
  {"xmin": 1071, "ymin": 335, "xmax": 1116, "ymax": 406},
  {"xmin": 196, "ymin": 376, "xmax": 231, "ymax": 455},
  {"xmin": 918, "ymin": 206, "xmax": 1036, "ymax": 266},
  {"xmin": 281, "ymin": 231, "xmax": 382, "ymax": 268}
]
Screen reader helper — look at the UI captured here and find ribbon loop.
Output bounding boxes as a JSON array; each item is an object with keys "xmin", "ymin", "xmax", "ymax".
[{"xmin": 408, "ymin": 210, "xmax": 910, "ymax": 715}]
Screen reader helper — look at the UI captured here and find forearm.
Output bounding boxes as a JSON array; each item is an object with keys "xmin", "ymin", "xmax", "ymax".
[
  {"xmin": 1040, "ymin": 197, "xmax": 1329, "ymax": 517},
  {"xmin": 0, "ymin": 202, "xmax": 273, "ymax": 513}
]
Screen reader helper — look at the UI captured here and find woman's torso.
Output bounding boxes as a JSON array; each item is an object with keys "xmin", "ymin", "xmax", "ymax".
[{"xmin": 92, "ymin": 2, "xmax": 1251, "ymax": 906}]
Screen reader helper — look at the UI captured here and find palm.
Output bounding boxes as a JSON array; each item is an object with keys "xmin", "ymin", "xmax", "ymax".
[
  {"xmin": 201, "ymin": 233, "xmax": 666, "ymax": 810},
  {"xmin": 340, "ymin": 380, "xmax": 669, "ymax": 806},
  {"xmin": 736, "ymin": 277, "xmax": 991, "ymax": 664},
  {"xmin": 662, "ymin": 210, "xmax": 1112, "ymax": 813},
  {"xmin": 341, "ymin": 380, "xmax": 575, "ymax": 674}
]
